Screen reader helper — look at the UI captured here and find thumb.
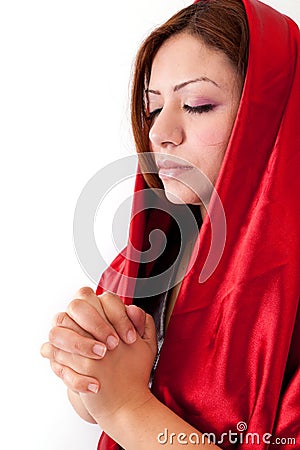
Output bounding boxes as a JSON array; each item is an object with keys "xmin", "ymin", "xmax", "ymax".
[
  {"xmin": 125, "ymin": 305, "xmax": 157, "ymax": 356},
  {"xmin": 125, "ymin": 305, "xmax": 146, "ymax": 337},
  {"xmin": 142, "ymin": 313, "xmax": 158, "ymax": 356}
]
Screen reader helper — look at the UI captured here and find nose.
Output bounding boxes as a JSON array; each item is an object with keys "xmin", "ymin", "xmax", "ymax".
[{"xmin": 149, "ymin": 107, "xmax": 184, "ymax": 149}]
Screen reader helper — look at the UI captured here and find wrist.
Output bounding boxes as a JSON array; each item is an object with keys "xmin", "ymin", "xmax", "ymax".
[{"xmin": 97, "ymin": 387, "xmax": 155, "ymax": 437}]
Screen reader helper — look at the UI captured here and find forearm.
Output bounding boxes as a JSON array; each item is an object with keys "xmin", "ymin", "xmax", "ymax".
[
  {"xmin": 98, "ymin": 392, "xmax": 221, "ymax": 450},
  {"xmin": 67, "ymin": 389, "xmax": 97, "ymax": 424}
]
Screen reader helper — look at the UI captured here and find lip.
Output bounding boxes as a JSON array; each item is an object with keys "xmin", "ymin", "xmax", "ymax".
[
  {"xmin": 156, "ymin": 159, "xmax": 192, "ymax": 170},
  {"xmin": 157, "ymin": 160, "xmax": 193, "ymax": 179}
]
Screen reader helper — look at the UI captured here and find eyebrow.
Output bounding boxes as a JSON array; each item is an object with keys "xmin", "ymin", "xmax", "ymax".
[{"xmin": 146, "ymin": 77, "xmax": 220, "ymax": 95}]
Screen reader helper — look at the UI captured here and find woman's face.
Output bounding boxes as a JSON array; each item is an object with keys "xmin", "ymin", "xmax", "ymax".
[{"xmin": 147, "ymin": 32, "xmax": 243, "ymax": 213}]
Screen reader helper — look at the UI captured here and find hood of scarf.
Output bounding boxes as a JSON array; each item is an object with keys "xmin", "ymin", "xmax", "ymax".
[{"xmin": 97, "ymin": 0, "xmax": 300, "ymax": 448}]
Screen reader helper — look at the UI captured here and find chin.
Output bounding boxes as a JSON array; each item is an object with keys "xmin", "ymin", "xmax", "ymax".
[
  {"xmin": 164, "ymin": 191, "xmax": 187, "ymax": 204},
  {"xmin": 162, "ymin": 179, "xmax": 201, "ymax": 205}
]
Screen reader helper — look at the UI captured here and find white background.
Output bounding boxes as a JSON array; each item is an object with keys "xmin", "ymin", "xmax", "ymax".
[{"xmin": 1, "ymin": 1, "xmax": 299, "ymax": 449}]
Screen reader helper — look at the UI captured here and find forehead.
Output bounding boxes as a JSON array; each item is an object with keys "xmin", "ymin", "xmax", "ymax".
[{"xmin": 149, "ymin": 32, "xmax": 236, "ymax": 90}]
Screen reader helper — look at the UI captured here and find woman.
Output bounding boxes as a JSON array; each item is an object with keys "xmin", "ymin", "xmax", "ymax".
[{"xmin": 41, "ymin": 0, "xmax": 300, "ymax": 448}]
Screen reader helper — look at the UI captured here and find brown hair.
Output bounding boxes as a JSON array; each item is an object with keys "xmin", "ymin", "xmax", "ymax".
[{"xmin": 131, "ymin": 0, "xmax": 249, "ymax": 188}]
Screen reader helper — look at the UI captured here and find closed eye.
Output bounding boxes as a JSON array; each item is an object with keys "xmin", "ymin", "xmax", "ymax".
[
  {"xmin": 146, "ymin": 104, "xmax": 214, "ymax": 122},
  {"xmin": 146, "ymin": 108, "xmax": 162, "ymax": 121},
  {"xmin": 184, "ymin": 104, "xmax": 215, "ymax": 114}
]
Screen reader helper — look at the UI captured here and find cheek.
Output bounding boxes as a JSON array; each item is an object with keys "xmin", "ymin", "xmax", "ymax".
[
  {"xmin": 192, "ymin": 117, "xmax": 233, "ymax": 148},
  {"xmin": 189, "ymin": 126, "xmax": 230, "ymax": 185}
]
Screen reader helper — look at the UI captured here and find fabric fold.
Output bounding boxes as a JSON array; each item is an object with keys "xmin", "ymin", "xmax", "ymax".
[{"xmin": 97, "ymin": 1, "xmax": 300, "ymax": 448}]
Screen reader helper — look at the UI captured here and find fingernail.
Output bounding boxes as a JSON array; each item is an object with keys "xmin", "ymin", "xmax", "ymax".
[
  {"xmin": 106, "ymin": 335, "xmax": 119, "ymax": 350},
  {"xmin": 92, "ymin": 344, "xmax": 106, "ymax": 357},
  {"xmin": 127, "ymin": 329, "xmax": 136, "ymax": 344},
  {"xmin": 88, "ymin": 383, "xmax": 99, "ymax": 394}
]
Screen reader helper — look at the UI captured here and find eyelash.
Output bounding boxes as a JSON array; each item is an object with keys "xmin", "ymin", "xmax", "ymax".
[
  {"xmin": 146, "ymin": 104, "xmax": 215, "ymax": 121},
  {"xmin": 184, "ymin": 104, "xmax": 215, "ymax": 114}
]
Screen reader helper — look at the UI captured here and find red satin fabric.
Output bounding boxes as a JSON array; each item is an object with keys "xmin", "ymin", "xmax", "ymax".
[{"xmin": 96, "ymin": 0, "xmax": 300, "ymax": 448}]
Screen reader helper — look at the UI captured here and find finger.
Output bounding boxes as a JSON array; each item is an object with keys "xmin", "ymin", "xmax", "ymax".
[
  {"xmin": 142, "ymin": 313, "xmax": 158, "ymax": 356},
  {"xmin": 74, "ymin": 288, "xmax": 137, "ymax": 345},
  {"xmin": 67, "ymin": 299, "xmax": 120, "ymax": 350},
  {"xmin": 42, "ymin": 342, "xmax": 100, "ymax": 377},
  {"xmin": 50, "ymin": 360, "xmax": 100, "ymax": 394},
  {"xmin": 52, "ymin": 312, "xmax": 93, "ymax": 338},
  {"xmin": 99, "ymin": 292, "xmax": 137, "ymax": 344},
  {"xmin": 74, "ymin": 286, "xmax": 96, "ymax": 300},
  {"xmin": 43, "ymin": 342, "xmax": 99, "ymax": 388},
  {"xmin": 71, "ymin": 287, "xmax": 121, "ymax": 349},
  {"xmin": 47, "ymin": 326, "xmax": 107, "ymax": 358},
  {"xmin": 125, "ymin": 304, "xmax": 146, "ymax": 337},
  {"xmin": 74, "ymin": 287, "xmax": 105, "ymax": 314}
]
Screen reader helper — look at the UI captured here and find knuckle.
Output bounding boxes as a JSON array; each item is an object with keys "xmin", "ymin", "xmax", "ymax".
[
  {"xmin": 71, "ymin": 377, "xmax": 84, "ymax": 392},
  {"xmin": 54, "ymin": 312, "xmax": 68, "ymax": 327},
  {"xmin": 68, "ymin": 298, "xmax": 82, "ymax": 313},
  {"xmin": 99, "ymin": 291, "xmax": 120, "ymax": 305},
  {"xmin": 51, "ymin": 361, "xmax": 66, "ymax": 379},
  {"xmin": 118, "ymin": 310, "xmax": 130, "ymax": 324},
  {"xmin": 76, "ymin": 286, "xmax": 94, "ymax": 298},
  {"xmin": 93, "ymin": 321, "xmax": 112, "ymax": 340},
  {"xmin": 59, "ymin": 365, "xmax": 68, "ymax": 381},
  {"xmin": 67, "ymin": 370, "xmax": 77, "ymax": 386},
  {"xmin": 73, "ymin": 338, "xmax": 86, "ymax": 354},
  {"xmin": 48, "ymin": 327, "xmax": 59, "ymax": 343},
  {"xmin": 67, "ymin": 299, "xmax": 85, "ymax": 318},
  {"xmin": 52, "ymin": 347, "xmax": 62, "ymax": 364},
  {"xmin": 115, "ymin": 312, "xmax": 133, "ymax": 336},
  {"xmin": 72, "ymin": 376, "xmax": 90, "ymax": 392},
  {"xmin": 100, "ymin": 293, "xmax": 127, "ymax": 320}
]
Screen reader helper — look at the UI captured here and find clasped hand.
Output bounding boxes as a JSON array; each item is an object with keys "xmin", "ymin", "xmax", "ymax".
[{"xmin": 41, "ymin": 287, "xmax": 157, "ymax": 425}]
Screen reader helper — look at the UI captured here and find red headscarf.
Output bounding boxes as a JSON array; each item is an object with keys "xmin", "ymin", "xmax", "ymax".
[{"xmin": 96, "ymin": 0, "xmax": 300, "ymax": 448}]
